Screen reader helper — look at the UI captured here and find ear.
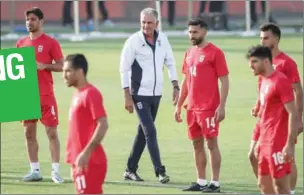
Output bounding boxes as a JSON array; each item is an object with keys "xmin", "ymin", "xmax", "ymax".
[
  {"xmin": 155, "ymin": 20, "xmax": 159, "ymax": 28},
  {"xmin": 40, "ymin": 19, "xmax": 44, "ymax": 25}
]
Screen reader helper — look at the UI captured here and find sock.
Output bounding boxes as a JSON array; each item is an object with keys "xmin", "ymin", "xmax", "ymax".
[
  {"xmin": 210, "ymin": 180, "xmax": 220, "ymax": 187},
  {"xmin": 30, "ymin": 162, "xmax": 40, "ymax": 172},
  {"xmin": 52, "ymin": 163, "xmax": 60, "ymax": 173},
  {"xmin": 290, "ymin": 190, "xmax": 295, "ymax": 194},
  {"xmin": 197, "ymin": 178, "xmax": 207, "ymax": 186}
]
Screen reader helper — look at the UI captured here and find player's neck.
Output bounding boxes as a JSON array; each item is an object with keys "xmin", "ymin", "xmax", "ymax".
[
  {"xmin": 262, "ymin": 66, "xmax": 275, "ymax": 78},
  {"xmin": 271, "ymin": 47, "xmax": 281, "ymax": 58},
  {"xmin": 29, "ymin": 30, "xmax": 43, "ymax": 40},
  {"xmin": 196, "ymin": 40, "xmax": 208, "ymax": 49},
  {"xmin": 76, "ymin": 79, "xmax": 89, "ymax": 90}
]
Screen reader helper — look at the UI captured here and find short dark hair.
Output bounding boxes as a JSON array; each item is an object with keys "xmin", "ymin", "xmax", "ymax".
[
  {"xmin": 25, "ymin": 7, "xmax": 44, "ymax": 20},
  {"xmin": 65, "ymin": 54, "xmax": 88, "ymax": 76},
  {"xmin": 260, "ymin": 23, "xmax": 281, "ymax": 41},
  {"xmin": 246, "ymin": 45, "xmax": 272, "ymax": 63},
  {"xmin": 187, "ymin": 18, "xmax": 208, "ymax": 29}
]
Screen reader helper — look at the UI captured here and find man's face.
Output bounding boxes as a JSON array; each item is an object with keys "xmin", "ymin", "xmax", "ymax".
[
  {"xmin": 188, "ymin": 25, "xmax": 205, "ymax": 46},
  {"xmin": 140, "ymin": 14, "xmax": 158, "ymax": 36},
  {"xmin": 63, "ymin": 61, "xmax": 79, "ymax": 87},
  {"xmin": 248, "ymin": 56, "xmax": 266, "ymax": 76},
  {"xmin": 260, "ymin": 30, "xmax": 278, "ymax": 49},
  {"xmin": 25, "ymin": 13, "xmax": 42, "ymax": 33}
]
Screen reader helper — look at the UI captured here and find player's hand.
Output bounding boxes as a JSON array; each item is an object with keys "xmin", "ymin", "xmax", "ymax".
[
  {"xmin": 215, "ymin": 105, "xmax": 225, "ymax": 123},
  {"xmin": 174, "ymin": 107, "xmax": 183, "ymax": 123},
  {"xmin": 251, "ymin": 106, "xmax": 259, "ymax": 117},
  {"xmin": 282, "ymin": 144, "xmax": 294, "ymax": 163},
  {"xmin": 172, "ymin": 88, "xmax": 179, "ymax": 106},
  {"xmin": 75, "ymin": 151, "xmax": 89, "ymax": 173},
  {"xmin": 124, "ymin": 94, "xmax": 134, "ymax": 114},
  {"xmin": 36, "ymin": 61, "xmax": 46, "ymax": 70}
]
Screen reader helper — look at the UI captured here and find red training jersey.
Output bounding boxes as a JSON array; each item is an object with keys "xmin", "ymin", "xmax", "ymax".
[
  {"xmin": 16, "ymin": 33, "xmax": 64, "ymax": 96},
  {"xmin": 65, "ymin": 84, "xmax": 107, "ymax": 165},
  {"xmin": 258, "ymin": 70, "xmax": 294, "ymax": 146},
  {"xmin": 256, "ymin": 51, "xmax": 300, "ymax": 110},
  {"xmin": 182, "ymin": 43, "xmax": 229, "ymax": 111}
]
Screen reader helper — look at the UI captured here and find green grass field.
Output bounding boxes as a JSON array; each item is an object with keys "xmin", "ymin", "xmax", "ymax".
[{"xmin": 1, "ymin": 35, "xmax": 303, "ymax": 194}]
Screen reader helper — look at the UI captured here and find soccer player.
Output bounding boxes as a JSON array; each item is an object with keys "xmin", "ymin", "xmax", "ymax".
[
  {"xmin": 246, "ymin": 45, "xmax": 298, "ymax": 194},
  {"xmin": 174, "ymin": 18, "xmax": 229, "ymax": 193},
  {"xmin": 248, "ymin": 23, "xmax": 303, "ymax": 194},
  {"xmin": 16, "ymin": 7, "xmax": 64, "ymax": 183},
  {"xmin": 63, "ymin": 54, "xmax": 108, "ymax": 194}
]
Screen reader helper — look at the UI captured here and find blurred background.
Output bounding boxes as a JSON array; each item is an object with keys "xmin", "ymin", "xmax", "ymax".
[{"xmin": 1, "ymin": 0, "xmax": 303, "ymax": 41}]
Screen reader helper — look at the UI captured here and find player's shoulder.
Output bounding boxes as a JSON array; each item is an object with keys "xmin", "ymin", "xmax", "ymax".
[
  {"xmin": 272, "ymin": 70, "xmax": 290, "ymax": 84},
  {"xmin": 16, "ymin": 35, "xmax": 29, "ymax": 46},
  {"xmin": 41, "ymin": 33, "xmax": 60, "ymax": 44},
  {"xmin": 84, "ymin": 84, "xmax": 103, "ymax": 98},
  {"xmin": 207, "ymin": 42, "xmax": 224, "ymax": 54},
  {"xmin": 279, "ymin": 52, "xmax": 297, "ymax": 66}
]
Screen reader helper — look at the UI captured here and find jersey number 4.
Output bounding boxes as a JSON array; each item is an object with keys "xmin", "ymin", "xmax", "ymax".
[
  {"xmin": 75, "ymin": 175, "xmax": 86, "ymax": 191},
  {"xmin": 189, "ymin": 66, "xmax": 197, "ymax": 77}
]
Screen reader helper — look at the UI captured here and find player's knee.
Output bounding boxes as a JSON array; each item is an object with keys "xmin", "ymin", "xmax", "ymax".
[
  {"xmin": 142, "ymin": 125, "xmax": 157, "ymax": 141},
  {"xmin": 46, "ymin": 127, "xmax": 59, "ymax": 141},
  {"xmin": 206, "ymin": 138, "xmax": 218, "ymax": 151},
  {"xmin": 24, "ymin": 123, "xmax": 37, "ymax": 140},
  {"xmin": 192, "ymin": 139, "xmax": 204, "ymax": 152}
]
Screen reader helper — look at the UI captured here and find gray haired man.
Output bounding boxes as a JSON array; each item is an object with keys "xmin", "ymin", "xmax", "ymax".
[{"xmin": 119, "ymin": 7, "xmax": 179, "ymax": 183}]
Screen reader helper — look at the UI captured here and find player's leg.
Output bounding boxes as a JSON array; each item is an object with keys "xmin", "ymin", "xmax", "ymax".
[
  {"xmin": 290, "ymin": 161, "xmax": 297, "ymax": 194},
  {"xmin": 248, "ymin": 123, "xmax": 260, "ymax": 178},
  {"xmin": 257, "ymin": 153, "xmax": 275, "ymax": 194},
  {"xmin": 22, "ymin": 120, "xmax": 42, "ymax": 182},
  {"xmin": 258, "ymin": 175, "xmax": 276, "ymax": 194},
  {"xmin": 41, "ymin": 96, "xmax": 63, "ymax": 183},
  {"xmin": 200, "ymin": 111, "xmax": 221, "ymax": 193},
  {"xmin": 183, "ymin": 111, "xmax": 208, "ymax": 191},
  {"xmin": 273, "ymin": 174, "xmax": 291, "ymax": 194},
  {"xmin": 124, "ymin": 124, "xmax": 146, "ymax": 181},
  {"xmin": 270, "ymin": 149, "xmax": 292, "ymax": 194}
]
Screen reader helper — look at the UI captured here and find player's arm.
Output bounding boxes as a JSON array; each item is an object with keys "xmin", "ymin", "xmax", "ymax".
[
  {"xmin": 38, "ymin": 39, "xmax": 64, "ymax": 72},
  {"xmin": 82, "ymin": 91, "xmax": 108, "ymax": 157},
  {"xmin": 39, "ymin": 58, "xmax": 64, "ymax": 72},
  {"xmin": 218, "ymin": 75, "xmax": 229, "ymax": 108},
  {"xmin": 292, "ymin": 82, "xmax": 303, "ymax": 121},
  {"xmin": 82, "ymin": 117, "xmax": 108, "ymax": 156},
  {"xmin": 215, "ymin": 49, "xmax": 229, "ymax": 109},
  {"xmin": 284, "ymin": 101, "xmax": 298, "ymax": 146},
  {"xmin": 176, "ymin": 74, "xmax": 188, "ymax": 109}
]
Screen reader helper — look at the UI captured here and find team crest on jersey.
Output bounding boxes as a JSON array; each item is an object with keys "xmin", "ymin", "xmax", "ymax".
[
  {"xmin": 199, "ymin": 55, "xmax": 205, "ymax": 62},
  {"xmin": 38, "ymin": 45, "xmax": 43, "ymax": 52},
  {"xmin": 157, "ymin": 40, "xmax": 161, "ymax": 47}
]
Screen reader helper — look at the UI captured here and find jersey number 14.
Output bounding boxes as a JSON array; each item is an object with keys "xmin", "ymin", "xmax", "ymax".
[{"xmin": 189, "ymin": 66, "xmax": 197, "ymax": 77}]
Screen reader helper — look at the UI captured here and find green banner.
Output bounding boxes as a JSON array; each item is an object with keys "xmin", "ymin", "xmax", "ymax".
[{"xmin": 0, "ymin": 47, "xmax": 41, "ymax": 122}]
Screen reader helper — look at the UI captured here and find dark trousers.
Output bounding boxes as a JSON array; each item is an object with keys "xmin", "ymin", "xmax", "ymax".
[
  {"xmin": 127, "ymin": 95, "xmax": 164, "ymax": 176},
  {"xmin": 160, "ymin": 1, "xmax": 175, "ymax": 26},
  {"xmin": 62, "ymin": 1, "xmax": 108, "ymax": 25}
]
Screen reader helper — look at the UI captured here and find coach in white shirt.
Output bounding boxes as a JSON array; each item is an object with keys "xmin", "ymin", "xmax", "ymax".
[{"xmin": 119, "ymin": 7, "xmax": 179, "ymax": 184}]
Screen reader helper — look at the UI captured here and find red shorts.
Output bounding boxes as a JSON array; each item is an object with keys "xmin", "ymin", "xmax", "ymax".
[
  {"xmin": 72, "ymin": 162, "xmax": 107, "ymax": 194},
  {"xmin": 187, "ymin": 110, "xmax": 219, "ymax": 140},
  {"xmin": 257, "ymin": 144, "xmax": 291, "ymax": 179},
  {"xmin": 22, "ymin": 95, "xmax": 59, "ymax": 127}
]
